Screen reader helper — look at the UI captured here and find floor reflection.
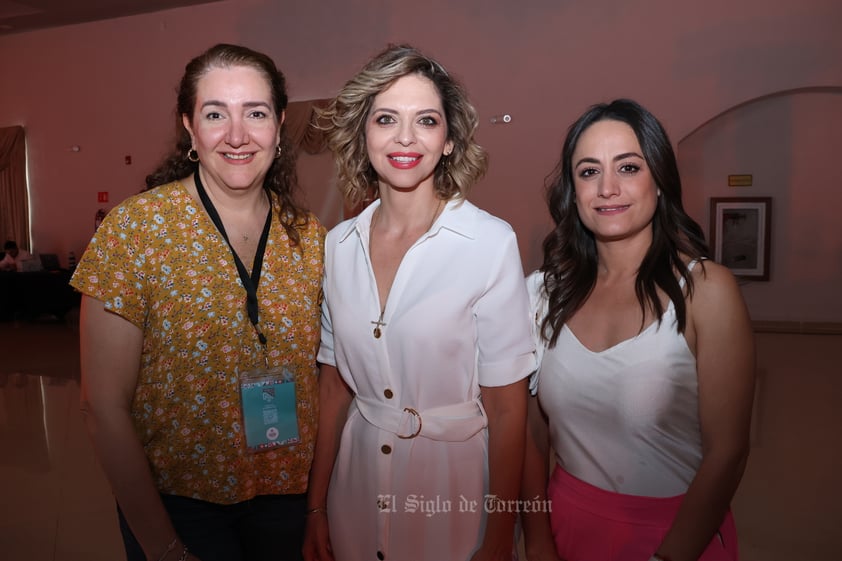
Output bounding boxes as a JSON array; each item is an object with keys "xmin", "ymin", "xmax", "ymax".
[
  {"xmin": 0, "ymin": 320, "xmax": 124, "ymax": 561},
  {"xmin": 0, "ymin": 374, "xmax": 54, "ymax": 474}
]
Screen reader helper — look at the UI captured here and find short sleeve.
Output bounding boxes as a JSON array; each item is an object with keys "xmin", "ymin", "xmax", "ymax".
[
  {"xmin": 70, "ymin": 202, "xmax": 150, "ymax": 327},
  {"xmin": 316, "ymin": 226, "xmax": 337, "ymax": 367},
  {"xmin": 525, "ymin": 270, "xmax": 548, "ymax": 396},
  {"xmin": 475, "ymin": 231, "xmax": 537, "ymax": 387},
  {"xmin": 316, "ymin": 276, "xmax": 336, "ymax": 367}
]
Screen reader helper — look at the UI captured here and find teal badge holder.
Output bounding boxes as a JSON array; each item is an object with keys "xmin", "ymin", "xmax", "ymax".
[{"xmin": 239, "ymin": 366, "xmax": 300, "ymax": 452}]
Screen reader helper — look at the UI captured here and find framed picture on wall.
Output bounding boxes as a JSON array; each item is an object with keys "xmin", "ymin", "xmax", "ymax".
[{"xmin": 709, "ymin": 197, "xmax": 772, "ymax": 281}]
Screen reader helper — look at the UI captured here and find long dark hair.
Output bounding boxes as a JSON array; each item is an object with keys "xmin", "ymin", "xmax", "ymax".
[
  {"xmin": 540, "ymin": 99, "xmax": 709, "ymax": 346},
  {"xmin": 145, "ymin": 43, "xmax": 307, "ymax": 246}
]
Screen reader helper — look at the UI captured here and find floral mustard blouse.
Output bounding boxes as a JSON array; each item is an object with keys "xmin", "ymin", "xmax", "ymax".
[{"xmin": 71, "ymin": 181, "xmax": 325, "ymax": 504}]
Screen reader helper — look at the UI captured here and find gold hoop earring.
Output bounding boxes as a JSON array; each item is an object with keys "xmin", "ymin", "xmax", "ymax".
[{"xmin": 187, "ymin": 148, "xmax": 199, "ymax": 163}]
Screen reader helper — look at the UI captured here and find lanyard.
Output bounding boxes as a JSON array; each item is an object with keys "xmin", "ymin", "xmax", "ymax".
[{"xmin": 194, "ymin": 168, "xmax": 272, "ymax": 346}]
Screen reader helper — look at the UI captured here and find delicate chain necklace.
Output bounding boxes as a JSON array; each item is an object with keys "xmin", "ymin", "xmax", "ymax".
[{"xmin": 369, "ymin": 199, "xmax": 444, "ymax": 339}]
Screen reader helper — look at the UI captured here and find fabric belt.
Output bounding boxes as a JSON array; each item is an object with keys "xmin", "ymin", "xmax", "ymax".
[{"xmin": 353, "ymin": 395, "xmax": 487, "ymax": 442}]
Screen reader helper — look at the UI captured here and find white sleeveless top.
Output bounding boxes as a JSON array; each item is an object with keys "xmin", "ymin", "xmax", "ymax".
[{"xmin": 527, "ymin": 266, "xmax": 701, "ymax": 497}]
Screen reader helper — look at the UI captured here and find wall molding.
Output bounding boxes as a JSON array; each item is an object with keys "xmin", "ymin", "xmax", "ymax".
[{"xmin": 753, "ymin": 321, "xmax": 842, "ymax": 335}]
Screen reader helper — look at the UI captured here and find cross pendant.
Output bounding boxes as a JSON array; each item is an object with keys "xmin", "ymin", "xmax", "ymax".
[{"xmin": 371, "ymin": 317, "xmax": 387, "ymax": 339}]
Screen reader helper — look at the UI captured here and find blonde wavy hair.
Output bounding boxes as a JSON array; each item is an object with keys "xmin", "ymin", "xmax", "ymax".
[{"xmin": 318, "ymin": 44, "xmax": 488, "ymax": 207}]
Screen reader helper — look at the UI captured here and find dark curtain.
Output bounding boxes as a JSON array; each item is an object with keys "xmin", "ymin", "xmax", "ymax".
[{"xmin": 0, "ymin": 126, "xmax": 28, "ymax": 250}]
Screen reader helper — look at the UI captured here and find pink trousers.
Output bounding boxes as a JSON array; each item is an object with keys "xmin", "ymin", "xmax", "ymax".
[{"xmin": 548, "ymin": 466, "xmax": 739, "ymax": 561}]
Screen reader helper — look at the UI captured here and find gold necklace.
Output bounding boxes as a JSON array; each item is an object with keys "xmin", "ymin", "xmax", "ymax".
[{"xmin": 369, "ymin": 199, "xmax": 444, "ymax": 339}]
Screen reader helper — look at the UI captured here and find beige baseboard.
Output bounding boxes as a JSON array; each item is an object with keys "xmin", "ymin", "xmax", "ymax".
[{"xmin": 753, "ymin": 321, "xmax": 842, "ymax": 335}]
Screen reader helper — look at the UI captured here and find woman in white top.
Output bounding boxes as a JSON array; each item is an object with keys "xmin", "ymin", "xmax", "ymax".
[
  {"xmin": 521, "ymin": 99, "xmax": 755, "ymax": 561},
  {"xmin": 303, "ymin": 45, "xmax": 535, "ymax": 561}
]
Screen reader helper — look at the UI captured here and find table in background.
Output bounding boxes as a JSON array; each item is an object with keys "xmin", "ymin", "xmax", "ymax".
[{"xmin": 0, "ymin": 270, "xmax": 80, "ymax": 321}]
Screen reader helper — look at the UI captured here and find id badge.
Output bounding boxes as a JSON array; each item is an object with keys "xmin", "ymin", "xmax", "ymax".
[{"xmin": 239, "ymin": 366, "xmax": 300, "ymax": 452}]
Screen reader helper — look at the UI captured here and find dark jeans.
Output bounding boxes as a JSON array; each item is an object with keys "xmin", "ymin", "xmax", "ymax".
[{"xmin": 118, "ymin": 493, "xmax": 306, "ymax": 561}]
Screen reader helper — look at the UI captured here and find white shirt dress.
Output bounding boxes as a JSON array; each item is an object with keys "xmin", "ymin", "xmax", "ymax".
[{"xmin": 318, "ymin": 199, "xmax": 535, "ymax": 561}]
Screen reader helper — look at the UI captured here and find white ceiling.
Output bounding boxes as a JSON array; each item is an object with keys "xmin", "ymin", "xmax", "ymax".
[{"xmin": 0, "ymin": 0, "xmax": 222, "ymax": 36}]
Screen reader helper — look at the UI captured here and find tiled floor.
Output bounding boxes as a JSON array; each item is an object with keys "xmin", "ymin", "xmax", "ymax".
[
  {"xmin": 2, "ymin": 319, "xmax": 840, "ymax": 561},
  {"xmin": 0, "ymin": 319, "xmax": 125, "ymax": 561}
]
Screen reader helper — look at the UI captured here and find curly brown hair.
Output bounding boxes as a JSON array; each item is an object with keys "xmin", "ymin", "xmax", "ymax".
[
  {"xmin": 145, "ymin": 43, "xmax": 308, "ymax": 246},
  {"xmin": 318, "ymin": 44, "xmax": 488, "ymax": 208}
]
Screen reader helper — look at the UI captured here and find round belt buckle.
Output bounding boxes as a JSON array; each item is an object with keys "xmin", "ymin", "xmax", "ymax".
[{"xmin": 397, "ymin": 407, "xmax": 422, "ymax": 439}]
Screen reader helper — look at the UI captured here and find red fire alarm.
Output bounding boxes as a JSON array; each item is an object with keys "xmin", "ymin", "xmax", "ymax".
[{"xmin": 97, "ymin": 191, "xmax": 109, "ymax": 203}]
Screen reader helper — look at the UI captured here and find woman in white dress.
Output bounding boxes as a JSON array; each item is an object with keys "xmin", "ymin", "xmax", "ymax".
[
  {"xmin": 521, "ymin": 99, "xmax": 755, "ymax": 561},
  {"xmin": 303, "ymin": 45, "xmax": 535, "ymax": 561}
]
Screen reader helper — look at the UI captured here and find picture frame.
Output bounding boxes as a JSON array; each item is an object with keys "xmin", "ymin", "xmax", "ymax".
[{"xmin": 709, "ymin": 197, "xmax": 772, "ymax": 281}]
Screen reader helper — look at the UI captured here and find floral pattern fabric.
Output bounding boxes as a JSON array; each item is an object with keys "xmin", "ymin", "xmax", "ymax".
[{"xmin": 72, "ymin": 181, "xmax": 325, "ymax": 504}]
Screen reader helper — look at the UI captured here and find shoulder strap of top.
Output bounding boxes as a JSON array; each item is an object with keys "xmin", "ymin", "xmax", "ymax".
[{"xmin": 678, "ymin": 258, "xmax": 705, "ymax": 289}]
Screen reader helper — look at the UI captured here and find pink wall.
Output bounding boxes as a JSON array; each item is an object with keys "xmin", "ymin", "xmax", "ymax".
[
  {"xmin": 680, "ymin": 90, "xmax": 842, "ymax": 323},
  {"xmin": 1, "ymin": 0, "xmax": 840, "ymax": 274},
  {"xmin": 733, "ymin": 332, "xmax": 842, "ymax": 561}
]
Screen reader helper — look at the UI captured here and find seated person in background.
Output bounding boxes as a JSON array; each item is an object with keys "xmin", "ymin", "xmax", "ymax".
[{"xmin": 0, "ymin": 240, "xmax": 34, "ymax": 272}]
